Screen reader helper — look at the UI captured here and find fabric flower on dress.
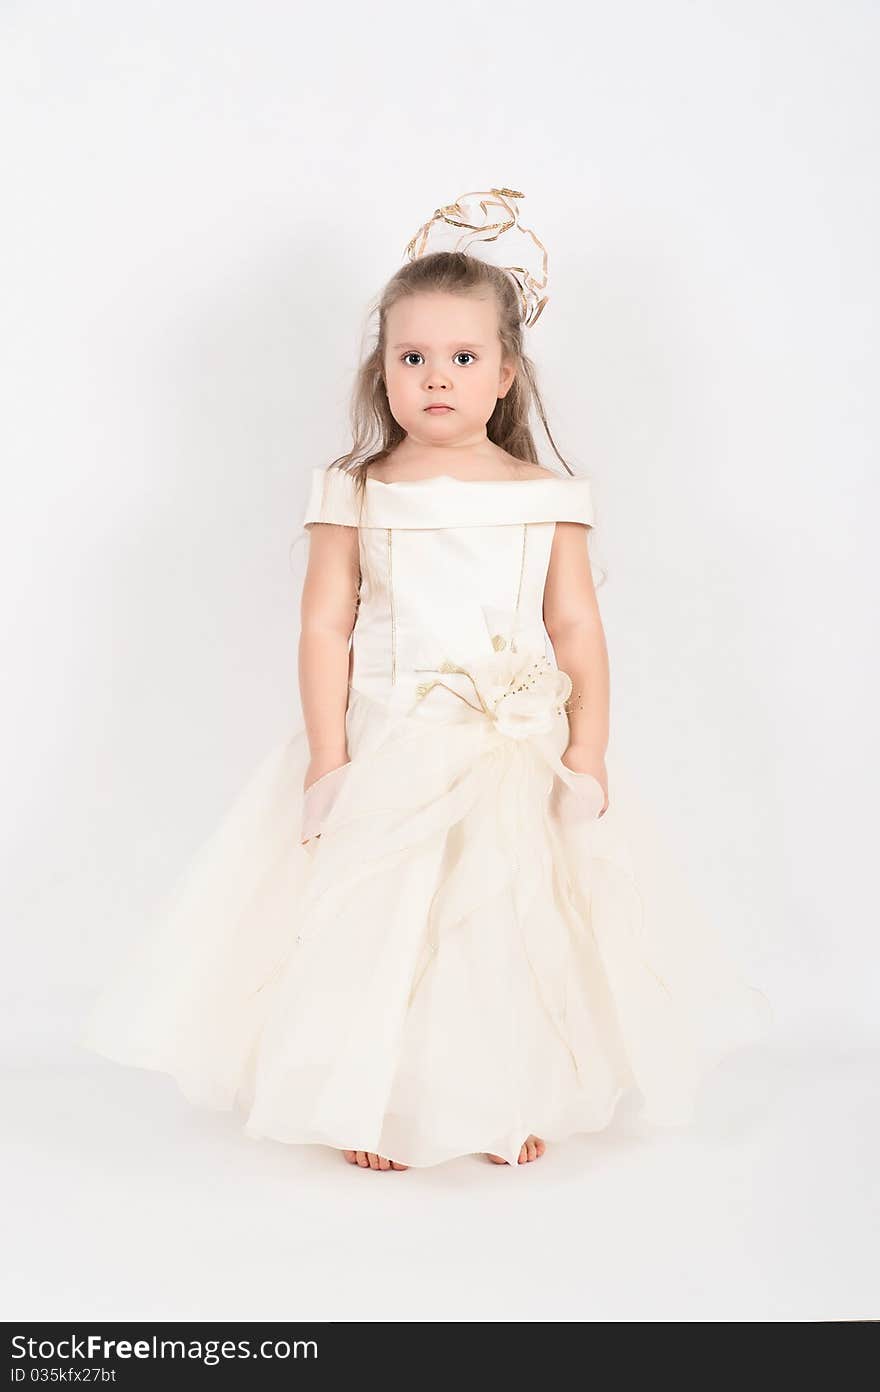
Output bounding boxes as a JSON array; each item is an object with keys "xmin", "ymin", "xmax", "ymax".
[{"xmin": 412, "ymin": 647, "xmax": 572, "ymax": 740}]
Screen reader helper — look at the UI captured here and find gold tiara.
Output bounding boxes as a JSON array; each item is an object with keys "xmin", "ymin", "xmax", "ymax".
[{"xmin": 403, "ymin": 186, "xmax": 550, "ymax": 328}]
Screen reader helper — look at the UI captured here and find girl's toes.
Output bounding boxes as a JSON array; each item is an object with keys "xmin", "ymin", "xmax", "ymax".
[
  {"xmin": 516, "ymin": 1135, "xmax": 544, "ymax": 1163},
  {"xmin": 486, "ymin": 1152, "xmax": 508, "ymax": 1164},
  {"xmin": 391, "ymin": 1160, "xmax": 408, "ymax": 1170},
  {"xmin": 378, "ymin": 1155, "xmax": 391, "ymax": 1171},
  {"xmin": 356, "ymin": 1151, "xmax": 370, "ymax": 1167},
  {"xmin": 342, "ymin": 1149, "xmax": 358, "ymax": 1165},
  {"xmin": 368, "ymin": 1152, "xmax": 380, "ymax": 1170}
]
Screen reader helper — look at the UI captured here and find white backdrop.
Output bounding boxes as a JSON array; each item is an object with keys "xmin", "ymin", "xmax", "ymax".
[{"xmin": 2, "ymin": 1, "xmax": 877, "ymax": 1323}]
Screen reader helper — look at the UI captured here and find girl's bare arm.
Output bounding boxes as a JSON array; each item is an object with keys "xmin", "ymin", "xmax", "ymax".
[
  {"xmin": 299, "ymin": 521, "xmax": 360, "ymax": 786},
  {"xmin": 543, "ymin": 521, "xmax": 610, "ymax": 774}
]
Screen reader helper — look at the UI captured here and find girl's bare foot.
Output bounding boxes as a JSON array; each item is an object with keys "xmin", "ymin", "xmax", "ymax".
[
  {"xmin": 486, "ymin": 1135, "xmax": 546, "ymax": 1165},
  {"xmin": 342, "ymin": 1149, "xmax": 408, "ymax": 1171}
]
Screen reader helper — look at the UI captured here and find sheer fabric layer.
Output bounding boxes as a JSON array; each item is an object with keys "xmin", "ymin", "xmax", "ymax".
[{"xmin": 81, "ymin": 679, "xmax": 770, "ymax": 1168}]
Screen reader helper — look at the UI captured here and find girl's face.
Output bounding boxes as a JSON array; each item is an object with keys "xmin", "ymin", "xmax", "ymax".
[{"xmin": 383, "ymin": 292, "xmax": 516, "ymax": 448}]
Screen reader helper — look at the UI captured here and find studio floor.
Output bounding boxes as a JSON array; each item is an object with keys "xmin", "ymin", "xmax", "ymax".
[{"xmin": 4, "ymin": 999, "xmax": 877, "ymax": 1323}]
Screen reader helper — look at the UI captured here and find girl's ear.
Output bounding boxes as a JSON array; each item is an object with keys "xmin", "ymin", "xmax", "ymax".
[{"xmin": 498, "ymin": 357, "xmax": 517, "ymax": 399}]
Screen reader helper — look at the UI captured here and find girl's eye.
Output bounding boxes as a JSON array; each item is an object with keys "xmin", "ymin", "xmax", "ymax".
[{"xmin": 400, "ymin": 352, "xmax": 476, "ymax": 367}]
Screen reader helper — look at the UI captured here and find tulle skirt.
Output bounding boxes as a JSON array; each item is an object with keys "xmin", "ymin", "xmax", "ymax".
[{"xmin": 79, "ymin": 681, "xmax": 771, "ymax": 1168}]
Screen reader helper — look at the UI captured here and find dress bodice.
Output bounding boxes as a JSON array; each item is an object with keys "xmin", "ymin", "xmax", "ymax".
[{"xmin": 301, "ymin": 466, "xmax": 595, "ymax": 711}]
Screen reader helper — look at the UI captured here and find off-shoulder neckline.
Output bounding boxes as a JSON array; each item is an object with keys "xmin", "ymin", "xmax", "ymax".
[{"xmin": 362, "ymin": 471, "xmax": 586, "ymax": 487}]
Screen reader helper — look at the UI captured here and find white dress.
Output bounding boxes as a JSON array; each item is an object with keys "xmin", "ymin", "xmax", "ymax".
[{"xmin": 79, "ymin": 467, "xmax": 771, "ymax": 1168}]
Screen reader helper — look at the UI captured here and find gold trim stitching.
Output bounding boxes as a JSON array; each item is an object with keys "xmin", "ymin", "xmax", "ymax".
[
  {"xmin": 512, "ymin": 523, "xmax": 528, "ymax": 649},
  {"xmin": 387, "ymin": 527, "xmax": 397, "ymax": 685}
]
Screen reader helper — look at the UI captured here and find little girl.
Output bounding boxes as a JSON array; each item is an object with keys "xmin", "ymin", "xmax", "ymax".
[{"xmin": 81, "ymin": 188, "xmax": 769, "ymax": 1171}]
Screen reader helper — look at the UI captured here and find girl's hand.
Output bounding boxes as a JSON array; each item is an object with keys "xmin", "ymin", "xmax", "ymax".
[
  {"xmin": 561, "ymin": 743, "xmax": 609, "ymax": 817},
  {"xmin": 301, "ymin": 753, "xmax": 351, "ymax": 849},
  {"xmin": 303, "ymin": 752, "xmax": 349, "ymax": 795}
]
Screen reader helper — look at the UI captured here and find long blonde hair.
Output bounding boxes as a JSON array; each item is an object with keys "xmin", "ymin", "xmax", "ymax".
[{"xmin": 328, "ymin": 250, "xmax": 576, "ymax": 497}]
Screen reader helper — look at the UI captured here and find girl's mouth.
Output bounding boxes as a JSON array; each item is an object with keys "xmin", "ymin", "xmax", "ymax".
[{"xmin": 425, "ymin": 405, "xmax": 453, "ymax": 413}]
